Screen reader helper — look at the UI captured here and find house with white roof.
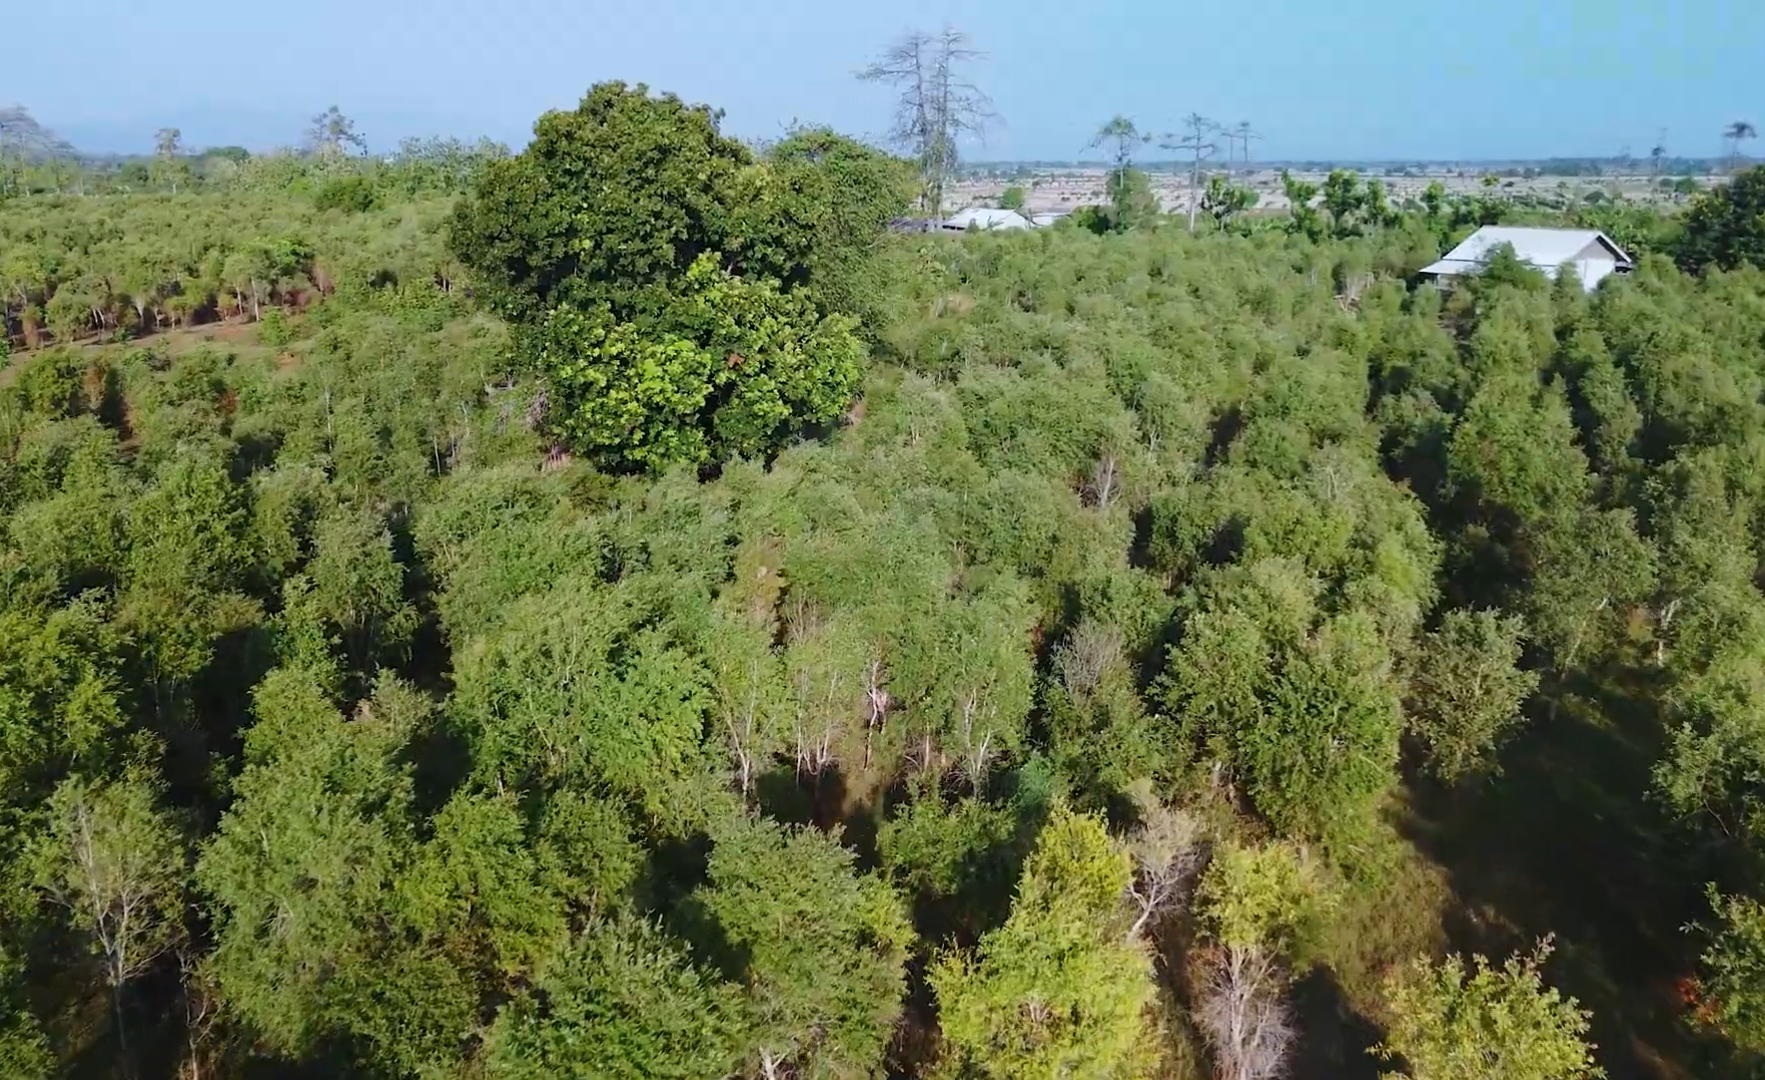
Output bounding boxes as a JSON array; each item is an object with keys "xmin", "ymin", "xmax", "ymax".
[
  {"xmin": 941, "ymin": 207, "xmax": 1033, "ymax": 231},
  {"xmin": 1421, "ymin": 226, "xmax": 1634, "ymax": 293}
]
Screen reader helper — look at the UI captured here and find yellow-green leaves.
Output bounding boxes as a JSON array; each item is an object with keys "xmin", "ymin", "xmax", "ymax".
[
  {"xmin": 930, "ymin": 804, "xmax": 1158, "ymax": 1080},
  {"xmin": 536, "ymin": 305, "xmax": 715, "ymax": 469},
  {"xmin": 1691, "ymin": 889, "xmax": 1765, "ymax": 1056},
  {"xmin": 1376, "ymin": 941, "xmax": 1602, "ymax": 1080},
  {"xmin": 1195, "ymin": 839, "xmax": 1328, "ymax": 955}
]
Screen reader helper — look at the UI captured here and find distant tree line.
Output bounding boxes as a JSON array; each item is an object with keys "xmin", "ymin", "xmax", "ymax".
[{"xmin": 0, "ymin": 104, "xmax": 506, "ymax": 200}]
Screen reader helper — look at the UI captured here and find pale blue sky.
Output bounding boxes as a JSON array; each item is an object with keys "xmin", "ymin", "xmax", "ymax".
[{"xmin": 6, "ymin": 0, "xmax": 1759, "ymax": 161}]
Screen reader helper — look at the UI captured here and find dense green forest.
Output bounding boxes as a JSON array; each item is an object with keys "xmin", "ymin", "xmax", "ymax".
[{"xmin": 6, "ymin": 81, "xmax": 1765, "ymax": 1080}]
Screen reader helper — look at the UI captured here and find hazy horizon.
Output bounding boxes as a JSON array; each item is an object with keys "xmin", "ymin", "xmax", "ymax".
[{"xmin": 10, "ymin": 0, "xmax": 1761, "ymax": 162}]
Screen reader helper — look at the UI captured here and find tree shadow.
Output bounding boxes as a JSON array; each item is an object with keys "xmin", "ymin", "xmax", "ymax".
[
  {"xmin": 386, "ymin": 510, "xmax": 455, "ymax": 701},
  {"xmin": 401, "ymin": 723, "xmax": 473, "ymax": 821},
  {"xmin": 668, "ymin": 886, "xmax": 752, "ymax": 989},
  {"xmin": 175, "ymin": 622, "xmax": 278, "ymax": 813},
  {"xmin": 753, "ymin": 759, "xmax": 887, "ymax": 867},
  {"xmin": 638, "ymin": 822, "xmax": 713, "ymax": 907},
  {"xmin": 1396, "ymin": 670, "xmax": 1713, "ymax": 1080},
  {"xmin": 1204, "ymin": 405, "xmax": 1245, "ymax": 468},
  {"xmin": 1290, "ymin": 966, "xmax": 1385, "ymax": 1080},
  {"xmin": 230, "ymin": 430, "xmax": 283, "ymax": 479},
  {"xmin": 1127, "ymin": 502, "xmax": 1158, "ymax": 572},
  {"xmin": 755, "ymin": 761, "xmax": 821, "ymax": 828}
]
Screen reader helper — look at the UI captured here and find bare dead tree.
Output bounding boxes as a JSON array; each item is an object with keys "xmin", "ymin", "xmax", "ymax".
[
  {"xmin": 866, "ymin": 659, "xmax": 891, "ymax": 725},
  {"xmin": 905, "ymin": 725, "xmax": 946, "ymax": 780},
  {"xmin": 1335, "ymin": 270, "xmax": 1376, "ymax": 312},
  {"xmin": 954, "ymin": 691, "xmax": 995, "ymax": 792},
  {"xmin": 1654, "ymin": 595, "xmax": 1682, "ymax": 667},
  {"xmin": 1225, "ymin": 122, "xmax": 1262, "ymax": 171},
  {"xmin": 1161, "ymin": 114, "xmax": 1220, "ymax": 233},
  {"xmin": 176, "ymin": 946, "xmax": 222, "ymax": 1080},
  {"xmin": 859, "ymin": 26, "xmax": 999, "ymax": 217},
  {"xmin": 785, "ymin": 603, "xmax": 845, "ymax": 780},
  {"xmin": 1052, "ymin": 618, "xmax": 1126, "ymax": 699},
  {"xmin": 1195, "ymin": 945, "xmax": 1297, "ymax": 1080},
  {"xmin": 540, "ymin": 444, "xmax": 572, "ymax": 473},
  {"xmin": 791, "ymin": 669, "xmax": 839, "ymax": 780},
  {"xmin": 44, "ymin": 777, "xmax": 186, "ymax": 1074},
  {"xmin": 1086, "ymin": 450, "xmax": 1121, "ymax": 509},
  {"xmin": 758, "ymin": 1045, "xmax": 792, "ymax": 1080},
  {"xmin": 1124, "ymin": 799, "xmax": 1205, "ymax": 941},
  {"xmin": 723, "ymin": 659, "xmax": 765, "ymax": 798},
  {"xmin": 783, "ymin": 593, "xmax": 823, "ymax": 644},
  {"xmin": 863, "ymin": 656, "xmax": 892, "ymax": 767}
]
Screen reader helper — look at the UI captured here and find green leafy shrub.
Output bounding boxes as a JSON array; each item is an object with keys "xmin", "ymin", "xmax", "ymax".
[
  {"xmin": 12, "ymin": 350, "xmax": 85, "ymax": 418},
  {"xmin": 1375, "ymin": 940, "xmax": 1601, "ymax": 1080},
  {"xmin": 1677, "ymin": 165, "xmax": 1765, "ymax": 273},
  {"xmin": 313, "ymin": 175, "xmax": 379, "ymax": 214},
  {"xmin": 257, "ymin": 308, "xmax": 292, "ymax": 347}
]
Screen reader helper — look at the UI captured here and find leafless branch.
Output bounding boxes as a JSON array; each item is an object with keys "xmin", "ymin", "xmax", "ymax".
[
  {"xmin": 954, "ymin": 691, "xmax": 994, "ymax": 792},
  {"xmin": 177, "ymin": 946, "xmax": 223, "ymax": 1080},
  {"xmin": 1161, "ymin": 114, "xmax": 1221, "ymax": 232},
  {"xmin": 1085, "ymin": 452, "xmax": 1120, "ymax": 509},
  {"xmin": 1053, "ymin": 619, "xmax": 1126, "ymax": 699},
  {"xmin": 1125, "ymin": 800, "xmax": 1205, "ymax": 941},
  {"xmin": 858, "ymin": 26, "xmax": 999, "ymax": 215},
  {"xmin": 1195, "ymin": 945, "xmax": 1296, "ymax": 1080}
]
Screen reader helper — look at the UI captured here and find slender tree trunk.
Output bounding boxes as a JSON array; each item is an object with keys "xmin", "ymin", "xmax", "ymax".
[
  {"xmin": 113, "ymin": 982, "xmax": 132, "ymax": 1080},
  {"xmin": 1188, "ymin": 152, "xmax": 1202, "ymax": 233}
]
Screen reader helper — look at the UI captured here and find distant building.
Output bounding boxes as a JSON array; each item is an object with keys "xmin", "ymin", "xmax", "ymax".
[
  {"xmin": 942, "ymin": 207, "xmax": 1033, "ymax": 231},
  {"xmin": 1030, "ymin": 210, "xmax": 1072, "ymax": 228},
  {"xmin": 1420, "ymin": 226, "xmax": 1633, "ymax": 292},
  {"xmin": 888, "ymin": 217, "xmax": 940, "ymax": 234}
]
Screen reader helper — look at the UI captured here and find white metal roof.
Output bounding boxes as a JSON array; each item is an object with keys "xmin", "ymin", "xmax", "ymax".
[
  {"xmin": 1420, "ymin": 226, "xmax": 1632, "ymax": 279},
  {"xmin": 942, "ymin": 207, "xmax": 1032, "ymax": 231}
]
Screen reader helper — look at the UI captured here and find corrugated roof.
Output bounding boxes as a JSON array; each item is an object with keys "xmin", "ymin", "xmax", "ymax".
[
  {"xmin": 1421, "ymin": 226, "xmax": 1632, "ymax": 278},
  {"xmin": 942, "ymin": 207, "xmax": 1032, "ymax": 230}
]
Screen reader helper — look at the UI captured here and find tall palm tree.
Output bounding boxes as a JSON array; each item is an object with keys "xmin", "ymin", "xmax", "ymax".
[
  {"xmin": 1086, "ymin": 116, "xmax": 1151, "ymax": 223},
  {"xmin": 1087, "ymin": 115, "xmax": 1150, "ymax": 180},
  {"xmin": 1724, "ymin": 120, "xmax": 1758, "ymax": 174}
]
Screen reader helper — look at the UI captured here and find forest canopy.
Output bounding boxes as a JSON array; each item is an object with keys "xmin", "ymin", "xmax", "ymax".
[{"xmin": 4, "ymin": 79, "xmax": 1765, "ymax": 1080}]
